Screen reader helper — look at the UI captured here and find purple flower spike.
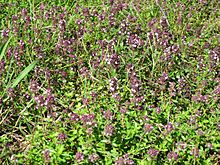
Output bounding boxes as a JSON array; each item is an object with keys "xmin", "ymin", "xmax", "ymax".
[
  {"xmin": 104, "ymin": 124, "xmax": 114, "ymax": 136},
  {"xmin": 164, "ymin": 122, "xmax": 174, "ymax": 133},
  {"xmin": 167, "ymin": 151, "xmax": 178, "ymax": 161},
  {"xmin": 148, "ymin": 148, "xmax": 159, "ymax": 157},
  {"xmin": 75, "ymin": 152, "xmax": 84, "ymax": 163}
]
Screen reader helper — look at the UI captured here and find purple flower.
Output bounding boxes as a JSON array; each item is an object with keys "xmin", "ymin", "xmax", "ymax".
[
  {"xmin": 88, "ymin": 153, "xmax": 99, "ymax": 163},
  {"xmin": 144, "ymin": 124, "xmax": 153, "ymax": 133},
  {"xmin": 106, "ymin": 53, "xmax": 120, "ymax": 68},
  {"xmin": 191, "ymin": 95, "xmax": 199, "ymax": 102},
  {"xmin": 34, "ymin": 95, "xmax": 45, "ymax": 108},
  {"xmin": 115, "ymin": 157, "xmax": 124, "ymax": 165},
  {"xmin": 158, "ymin": 72, "xmax": 168, "ymax": 84},
  {"xmin": 81, "ymin": 113, "xmax": 96, "ymax": 127},
  {"xmin": 86, "ymin": 128, "xmax": 93, "ymax": 135},
  {"xmin": 156, "ymin": 107, "xmax": 161, "ymax": 114},
  {"xmin": 90, "ymin": 58, "xmax": 100, "ymax": 69},
  {"xmin": 39, "ymin": 3, "xmax": 45, "ymax": 10},
  {"xmin": 109, "ymin": 0, "xmax": 114, "ymax": 5},
  {"xmin": 7, "ymin": 88, "xmax": 15, "ymax": 98},
  {"xmin": 12, "ymin": 15, "xmax": 18, "ymax": 22},
  {"xmin": 57, "ymin": 133, "xmax": 67, "ymax": 141},
  {"xmin": 70, "ymin": 113, "xmax": 80, "ymax": 122},
  {"xmin": 21, "ymin": 8, "xmax": 28, "ymax": 17},
  {"xmin": 113, "ymin": 92, "xmax": 121, "ymax": 101},
  {"xmin": 82, "ymin": 8, "xmax": 90, "ymax": 17},
  {"xmin": 142, "ymin": 115, "xmax": 150, "ymax": 122},
  {"xmin": 167, "ymin": 151, "xmax": 178, "ymax": 161},
  {"xmin": 0, "ymin": 60, "xmax": 6, "ymax": 75},
  {"xmin": 79, "ymin": 66, "xmax": 89, "ymax": 77},
  {"xmin": 82, "ymin": 97, "xmax": 90, "ymax": 106},
  {"xmin": 160, "ymin": 17, "xmax": 168, "ymax": 29},
  {"xmin": 115, "ymin": 154, "xmax": 134, "ymax": 165},
  {"xmin": 75, "ymin": 152, "xmax": 84, "ymax": 163},
  {"xmin": 109, "ymin": 77, "xmax": 118, "ymax": 93},
  {"xmin": 127, "ymin": 34, "xmax": 144, "ymax": 49},
  {"xmin": 103, "ymin": 110, "xmax": 113, "ymax": 120},
  {"xmin": 1, "ymin": 29, "xmax": 9, "ymax": 38},
  {"xmin": 59, "ymin": 19, "xmax": 66, "ymax": 32},
  {"xmin": 205, "ymin": 143, "xmax": 213, "ymax": 149},
  {"xmin": 129, "ymin": 71, "xmax": 141, "ymax": 96},
  {"xmin": 168, "ymin": 82, "xmax": 176, "ymax": 97},
  {"xmin": 190, "ymin": 148, "xmax": 199, "ymax": 158},
  {"xmin": 104, "ymin": 124, "xmax": 114, "ymax": 136},
  {"xmin": 176, "ymin": 142, "xmax": 186, "ymax": 151},
  {"xmin": 213, "ymin": 85, "xmax": 220, "ymax": 95},
  {"xmin": 120, "ymin": 107, "xmax": 127, "ymax": 114},
  {"xmin": 148, "ymin": 18, "xmax": 157, "ymax": 28},
  {"xmin": 43, "ymin": 149, "xmax": 51, "ymax": 162},
  {"xmin": 131, "ymin": 96, "xmax": 144, "ymax": 103},
  {"xmin": 164, "ymin": 123, "xmax": 174, "ymax": 133},
  {"xmin": 147, "ymin": 148, "xmax": 159, "ymax": 157},
  {"xmin": 177, "ymin": 12, "xmax": 183, "ymax": 25},
  {"xmin": 44, "ymin": 91, "xmax": 55, "ymax": 110}
]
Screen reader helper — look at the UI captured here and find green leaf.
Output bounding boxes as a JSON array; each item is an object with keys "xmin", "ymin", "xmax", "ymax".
[
  {"xmin": 0, "ymin": 36, "xmax": 12, "ymax": 61},
  {"xmin": 56, "ymin": 144, "xmax": 65, "ymax": 156},
  {"xmin": 10, "ymin": 60, "xmax": 37, "ymax": 88}
]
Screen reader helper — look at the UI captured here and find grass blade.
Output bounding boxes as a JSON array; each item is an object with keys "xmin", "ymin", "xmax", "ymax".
[
  {"xmin": 10, "ymin": 60, "xmax": 38, "ymax": 88},
  {"xmin": 0, "ymin": 36, "xmax": 12, "ymax": 61}
]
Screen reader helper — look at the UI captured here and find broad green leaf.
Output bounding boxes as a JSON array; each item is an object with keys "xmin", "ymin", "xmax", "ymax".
[
  {"xmin": 0, "ymin": 36, "xmax": 12, "ymax": 61},
  {"xmin": 57, "ymin": 145, "xmax": 65, "ymax": 156},
  {"xmin": 10, "ymin": 60, "xmax": 38, "ymax": 88}
]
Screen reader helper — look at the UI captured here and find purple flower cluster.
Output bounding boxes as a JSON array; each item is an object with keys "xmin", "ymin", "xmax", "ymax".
[
  {"xmin": 115, "ymin": 154, "xmax": 134, "ymax": 165},
  {"xmin": 143, "ymin": 123, "xmax": 154, "ymax": 133},
  {"xmin": 168, "ymin": 82, "xmax": 176, "ymax": 97},
  {"xmin": 69, "ymin": 112, "xmax": 80, "ymax": 122},
  {"xmin": 57, "ymin": 133, "xmax": 67, "ymax": 141},
  {"xmin": 7, "ymin": 87, "xmax": 16, "ymax": 99},
  {"xmin": 103, "ymin": 110, "xmax": 113, "ymax": 120},
  {"xmin": 158, "ymin": 72, "xmax": 169, "ymax": 85},
  {"xmin": 43, "ymin": 149, "xmax": 51, "ymax": 162},
  {"xmin": 106, "ymin": 53, "xmax": 120, "ymax": 69},
  {"xmin": 33, "ymin": 88, "xmax": 55, "ymax": 110},
  {"xmin": 190, "ymin": 148, "xmax": 200, "ymax": 158},
  {"xmin": 109, "ymin": 77, "xmax": 121, "ymax": 101},
  {"xmin": 75, "ymin": 152, "xmax": 84, "ymax": 163},
  {"xmin": 127, "ymin": 33, "xmax": 145, "ymax": 49},
  {"xmin": 80, "ymin": 113, "xmax": 97, "ymax": 127},
  {"xmin": 1, "ymin": 29, "xmax": 10, "ymax": 39},
  {"xmin": 127, "ymin": 68, "xmax": 141, "ymax": 96},
  {"xmin": 119, "ymin": 107, "xmax": 127, "ymax": 114},
  {"xmin": 209, "ymin": 47, "xmax": 219, "ymax": 68},
  {"xmin": 176, "ymin": 142, "xmax": 187, "ymax": 151},
  {"xmin": 109, "ymin": 77, "xmax": 118, "ymax": 93},
  {"xmin": 167, "ymin": 151, "xmax": 178, "ymax": 161},
  {"xmin": 213, "ymin": 85, "xmax": 220, "ymax": 96},
  {"xmin": 0, "ymin": 1, "xmax": 218, "ymax": 164},
  {"xmin": 177, "ymin": 78, "xmax": 190, "ymax": 96},
  {"xmin": 164, "ymin": 122, "xmax": 174, "ymax": 134},
  {"xmin": 88, "ymin": 153, "xmax": 99, "ymax": 163},
  {"xmin": 0, "ymin": 60, "xmax": 6, "ymax": 75},
  {"xmin": 191, "ymin": 92, "xmax": 209, "ymax": 103},
  {"xmin": 104, "ymin": 124, "xmax": 114, "ymax": 136},
  {"xmin": 147, "ymin": 148, "xmax": 159, "ymax": 157},
  {"xmin": 79, "ymin": 66, "xmax": 90, "ymax": 78}
]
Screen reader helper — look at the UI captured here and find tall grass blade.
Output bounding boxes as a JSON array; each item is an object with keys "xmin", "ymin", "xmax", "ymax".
[
  {"xmin": 0, "ymin": 36, "xmax": 12, "ymax": 61},
  {"xmin": 10, "ymin": 60, "xmax": 38, "ymax": 88}
]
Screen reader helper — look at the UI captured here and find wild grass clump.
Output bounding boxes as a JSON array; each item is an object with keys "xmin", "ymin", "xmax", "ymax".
[{"xmin": 0, "ymin": 0, "xmax": 219, "ymax": 164}]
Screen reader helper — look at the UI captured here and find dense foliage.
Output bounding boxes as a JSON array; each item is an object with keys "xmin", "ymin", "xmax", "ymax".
[{"xmin": 0, "ymin": 0, "xmax": 219, "ymax": 164}]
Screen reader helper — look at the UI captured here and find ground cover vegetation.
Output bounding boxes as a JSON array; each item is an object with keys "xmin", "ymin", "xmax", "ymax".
[{"xmin": 0, "ymin": 0, "xmax": 219, "ymax": 164}]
